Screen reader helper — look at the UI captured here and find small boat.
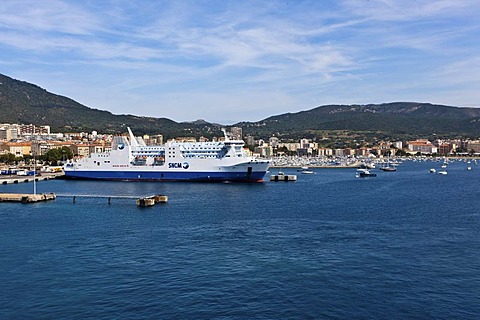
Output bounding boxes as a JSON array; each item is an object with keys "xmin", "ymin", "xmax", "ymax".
[
  {"xmin": 301, "ymin": 170, "xmax": 315, "ymax": 174},
  {"xmin": 380, "ymin": 166, "xmax": 396, "ymax": 172},
  {"xmin": 359, "ymin": 163, "xmax": 375, "ymax": 169},
  {"xmin": 356, "ymin": 168, "xmax": 377, "ymax": 178},
  {"xmin": 298, "ymin": 167, "xmax": 315, "ymax": 174},
  {"xmin": 380, "ymin": 158, "xmax": 396, "ymax": 172},
  {"xmin": 467, "ymin": 166, "xmax": 472, "ymax": 171},
  {"xmin": 429, "ymin": 168, "xmax": 436, "ymax": 173},
  {"xmin": 437, "ymin": 170, "xmax": 448, "ymax": 175}
]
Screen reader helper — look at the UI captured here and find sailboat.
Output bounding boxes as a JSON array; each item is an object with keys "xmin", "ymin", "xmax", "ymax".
[{"xmin": 380, "ymin": 158, "xmax": 396, "ymax": 172}]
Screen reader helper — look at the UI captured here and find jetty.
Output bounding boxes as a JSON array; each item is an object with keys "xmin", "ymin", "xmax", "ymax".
[
  {"xmin": 55, "ymin": 193, "xmax": 169, "ymax": 206},
  {"xmin": 270, "ymin": 173, "xmax": 297, "ymax": 181},
  {"xmin": 0, "ymin": 172, "xmax": 64, "ymax": 185},
  {"xmin": 137, "ymin": 195, "xmax": 168, "ymax": 207},
  {"xmin": 0, "ymin": 193, "xmax": 56, "ymax": 203}
]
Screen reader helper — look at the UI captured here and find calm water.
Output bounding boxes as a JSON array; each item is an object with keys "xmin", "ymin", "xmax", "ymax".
[{"xmin": 1, "ymin": 160, "xmax": 479, "ymax": 319}]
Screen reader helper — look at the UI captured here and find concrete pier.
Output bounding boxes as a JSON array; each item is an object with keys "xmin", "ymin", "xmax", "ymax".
[
  {"xmin": 270, "ymin": 173, "xmax": 297, "ymax": 181},
  {"xmin": 137, "ymin": 194, "xmax": 169, "ymax": 207},
  {"xmin": 0, "ymin": 193, "xmax": 56, "ymax": 203},
  {"xmin": 55, "ymin": 193, "xmax": 168, "ymax": 206},
  {"xmin": 0, "ymin": 172, "xmax": 64, "ymax": 185}
]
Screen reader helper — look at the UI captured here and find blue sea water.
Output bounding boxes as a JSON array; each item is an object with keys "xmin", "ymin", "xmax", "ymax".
[{"xmin": 1, "ymin": 160, "xmax": 479, "ymax": 319}]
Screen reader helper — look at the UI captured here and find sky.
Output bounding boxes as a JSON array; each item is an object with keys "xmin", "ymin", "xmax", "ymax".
[{"xmin": 1, "ymin": 0, "xmax": 480, "ymax": 124}]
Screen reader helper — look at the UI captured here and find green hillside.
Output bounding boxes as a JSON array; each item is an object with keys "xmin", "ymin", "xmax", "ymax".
[
  {"xmin": 238, "ymin": 103, "xmax": 480, "ymax": 141},
  {"xmin": 2, "ymin": 73, "xmax": 480, "ymax": 142},
  {"xmin": 0, "ymin": 73, "xmax": 219, "ymax": 138}
]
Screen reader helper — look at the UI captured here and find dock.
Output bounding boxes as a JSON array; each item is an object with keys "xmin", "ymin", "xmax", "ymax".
[
  {"xmin": 270, "ymin": 173, "xmax": 297, "ymax": 181},
  {"xmin": 136, "ymin": 195, "xmax": 169, "ymax": 207},
  {"xmin": 55, "ymin": 193, "xmax": 169, "ymax": 206},
  {"xmin": 0, "ymin": 172, "xmax": 64, "ymax": 185},
  {"xmin": 0, "ymin": 193, "xmax": 56, "ymax": 203}
]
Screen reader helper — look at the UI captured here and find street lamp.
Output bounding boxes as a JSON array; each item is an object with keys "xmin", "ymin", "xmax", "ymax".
[{"xmin": 32, "ymin": 139, "xmax": 37, "ymax": 195}]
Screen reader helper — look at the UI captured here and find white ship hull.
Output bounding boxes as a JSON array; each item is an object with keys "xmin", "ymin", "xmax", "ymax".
[{"xmin": 64, "ymin": 128, "xmax": 270, "ymax": 182}]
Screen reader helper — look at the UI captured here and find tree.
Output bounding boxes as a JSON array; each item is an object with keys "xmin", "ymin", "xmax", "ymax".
[
  {"xmin": 41, "ymin": 147, "xmax": 73, "ymax": 165},
  {"xmin": 0, "ymin": 153, "xmax": 16, "ymax": 164}
]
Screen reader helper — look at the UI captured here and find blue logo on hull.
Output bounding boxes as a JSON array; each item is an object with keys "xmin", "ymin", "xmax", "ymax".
[{"xmin": 168, "ymin": 162, "xmax": 189, "ymax": 169}]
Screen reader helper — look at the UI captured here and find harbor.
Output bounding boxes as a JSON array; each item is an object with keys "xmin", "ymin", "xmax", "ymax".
[{"xmin": 1, "ymin": 160, "xmax": 479, "ymax": 319}]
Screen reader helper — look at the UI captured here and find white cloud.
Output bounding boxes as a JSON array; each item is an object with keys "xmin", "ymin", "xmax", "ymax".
[{"xmin": 1, "ymin": 0, "xmax": 480, "ymax": 123}]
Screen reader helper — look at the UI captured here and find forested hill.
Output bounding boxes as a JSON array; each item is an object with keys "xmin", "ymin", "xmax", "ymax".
[
  {"xmin": 2, "ymin": 73, "xmax": 480, "ymax": 141},
  {"xmin": 238, "ymin": 102, "xmax": 480, "ymax": 140},
  {"xmin": 0, "ymin": 73, "xmax": 215, "ymax": 138}
]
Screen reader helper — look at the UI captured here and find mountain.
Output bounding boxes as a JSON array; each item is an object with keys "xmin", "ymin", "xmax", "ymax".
[
  {"xmin": 2, "ymin": 73, "xmax": 480, "ymax": 142},
  {"xmin": 0, "ymin": 73, "xmax": 221, "ymax": 138},
  {"xmin": 238, "ymin": 103, "xmax": 480, "ymax": 141}
]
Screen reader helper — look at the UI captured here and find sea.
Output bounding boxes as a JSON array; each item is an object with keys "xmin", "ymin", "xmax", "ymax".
[{"xmin": 0, "ymin": 160, "xmax": 479, "ymax": 319}]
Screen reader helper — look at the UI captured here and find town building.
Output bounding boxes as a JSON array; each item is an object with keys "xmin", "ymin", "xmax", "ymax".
[
  {"xmin": 466, "ymin": 140, "xmax": 480, "ymax": 153},
  {"xmin": 230, "ymin": 127, "xmax": 243, "ymax": 140},
  {"xmin": 407, "ymin": 139, "xmax": 437, "ymax": 154}
]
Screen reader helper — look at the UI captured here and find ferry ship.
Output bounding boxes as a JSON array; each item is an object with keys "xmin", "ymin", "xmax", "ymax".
[{"xmin": 64, "ymin": 128, "xmax": 270, "ymax": 182}]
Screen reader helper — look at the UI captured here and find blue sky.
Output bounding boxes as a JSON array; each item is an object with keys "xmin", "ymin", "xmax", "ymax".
[{"xmin": 1, "ymin": 0, "xmax": 479, "ymax": 124}]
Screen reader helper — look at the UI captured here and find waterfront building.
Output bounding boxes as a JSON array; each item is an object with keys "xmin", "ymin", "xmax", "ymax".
[
  {"xmin": 269, "ymin": 136, "xmax": 279, "ymax": 148},
  {"xmin": 278, "ymin": 142, "xmax": 300, "ymax": 152},
  {"xmin": 143, "ymin": 134, "xmax": 163, "ymax": 146},
  {"xmin": 19, "ymin": 124, "xmax": 51, "ymax": 136},
  {"xmin": 437, "ymin": 143, "xmax": 453, "ymax": 155},
  {"xmin": 343, "ymin": 148, "xmax": 356, "ymax": 156},
  {"xmin": 466, "ymin": 140, "xmax": 480, "ymax": 153},
  {"xmin": 171, "ymin": 137, "xmax": 196, "ymax": 143},
  {"xmin": 245, "ymin": 135, "xmax": 255, "ymax": 147},
  {"xmin": 317, "ymin": 148, "xmax": 333, "ymax": 157},
  {"xmin": 254, "ymin": 145, "xmax": 272, "ymax": 157},
  {"xmin": 69, "ymin": 144, "xmax": 90, "ymax": 158},
  {"xmin": 0, "ymin": 124, "xmax": 20, "ymax": 141},
  {"xmin": 355, "ymin": 148, "xmax": 371, "ymax": 157},
  {"xmin": 407, "ymin": 139, "xmax": 437, "ymax": 154},
  {"xmin": 1, "ymin": 142, "xmax": 32, "ymax": 157},
  {"xmin": 230, "ymin": 127, "xmax": 243, "ymax": 140}
]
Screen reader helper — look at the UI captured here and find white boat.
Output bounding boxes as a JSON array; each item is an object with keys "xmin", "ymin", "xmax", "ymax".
[
  {"xmin": 356, "ymin": 168, "xmax": 377, "ymax": 178},
  {"xmin": 64, "ymin": 128, "xmax": 270, "ymax": 182},
  {"xmin": 429, "ymin": 168, "xmax": 436, "ymax": 173},
  {"xmin": 359, "ymin": 163, "xmax": 375, "ymax": 169},
  {"xmin": 297, "ymin": 166, "xmax": 315, "ymax": 174},
  {"xmin": 380, "ymin": 164, "xmax": 396, "ymax": 172},
  {"xmin": 437, "ymin": 170, "xmax": 448, "ymax": 175},
  {"xmin": 380, "ymin": 158, "xmax": 397, "ymax": 172}
]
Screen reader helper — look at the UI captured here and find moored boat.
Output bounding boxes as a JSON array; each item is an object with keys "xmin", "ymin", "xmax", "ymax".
[
  {"xmin": 297, "ymin": 166, "xmax": 315, "ymax": 174},
  {"xmin": 380, "ymin": 166, "xmax": 396, "ymax": 172},
  {"xmin": 356, "ymin": 168, "xmax": 377, "ymax": 178},
  {"xmin": 64, "ymin": 128, "xmax": 270, "ymax": 182}
]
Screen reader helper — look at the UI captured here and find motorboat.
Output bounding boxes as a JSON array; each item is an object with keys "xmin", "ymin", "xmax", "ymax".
[{"xmin": 356, "ymin": 168, "xmax": 377, "ymax": 178}]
